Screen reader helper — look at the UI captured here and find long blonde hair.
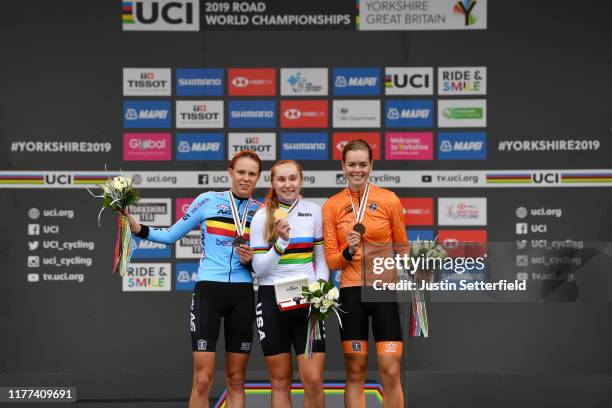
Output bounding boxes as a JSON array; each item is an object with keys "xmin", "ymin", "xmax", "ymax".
[{"xmin": 264, "ymin": 160, "xmax": 303, "ymax": 243}]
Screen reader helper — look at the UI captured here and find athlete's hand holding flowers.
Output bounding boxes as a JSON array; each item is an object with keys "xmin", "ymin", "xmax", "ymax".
[
  {"xmin": 87, "ymin": 170, "xmax": 140, "ymax": 276},
  {"xmin": 301, "ymin": 279, "xmax": 342, "ymax": 358}
]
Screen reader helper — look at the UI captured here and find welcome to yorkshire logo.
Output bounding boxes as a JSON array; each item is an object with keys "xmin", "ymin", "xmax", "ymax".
[{"xmin": 453, "ymin": 0, "xmax": 479, "ymax": 26}]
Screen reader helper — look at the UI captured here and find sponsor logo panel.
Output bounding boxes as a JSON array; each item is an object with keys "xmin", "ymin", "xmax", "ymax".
[
  {"xmin": 128, "ymin": 198, "xmax": 172, "ymax": 225},
  {"xmin": 333, "ymin": 100, "xmax": 381, "ymax": 128},
  {"xmin": 438, "ymin": 198, "xmax": 487, "ymax": 226},
  {"xmin": 280, "ymin": 100, "xmax": 328, "ymax": 128},
  {"xmin": 438, "ymin": 67, "xmax": 486, "ymax": 95},
  {"xmin": 131, "ymin": 236, "xmax": 171, "ymax": 259},
  {"xmin": 176, "ymin": 197, "xmax": 196, "ymax": 221},
  {"xmin": 406, "ymin": 229, "xmax": 434, "ymax": 242},
  {"xmin": 280, "ymin": 133, "xmax": 328, "ymax": 160},
  {"xmin": 176, "ymin": 68, "xmax": 224, "ymax": 96},
  {"xmin": 176, "ymin": 230, "xmax": 203, "ymax": 258},
  {"xmin": 228, "ymin": 133, "xmax": 276, "ymax": 160},
  {"xmin": 228, "ymin": 100, "xmax": 276, "ymax": 128},
  {"xmin": 176, "ymin": 133, "xmax": 224, "ymax": 160},
  {"xmin": 385, "ymin": 100, "xmax": 433, "ymax": 128},
  {"xmin": 123, "ymin": 133, "xmax": 172, "ymax": 161},
  {"xmin": 438, "ymin": 229, "xmax": 487, "ymax": 258},
  {"xmin": 228, "ymin": 68, "xmax": 276, "ymax": 96},
  {"xmin": 332, "ymin": 68, "xmax": 380, "ymax": 95},
  {"xmin": 384, "ymin": 67, "xmax": 433, "ymax": 95},
  {"xmin": 400, "ymin": 198, "xmax": 434, "ymax": 226},
  {"xmin": 176, "ymin": 100, "xmax": 224, "ymax": 128},
  {"xmin": 438, "ymin": 132, "xmax": 486, "ymax": 160},
  {"xmin": 123, "ymin": 100, "xmax": 171, "ymax": 128},
  {"xmin": 175, "ymin": 262, "xmax": 198, "ymax": 291},
  {"xmin": 385, "ymin": 132, "xmax": 433, "ymax": 160},
  {"xmin": 122, "ymin": 263, "xmax": 172, "ymax": 291},
  {"xmin": 122, "ymin": 0, "xmax": 200, "ymax": 31},
  {"xmin": 280, "ymin": 68, "xmax": 328, "ymax": 96},
  {"xmin": 332, "ymin": 132, "xmax": 381, "ymax": 160},
  {"xmin": 438, "ymin": 99, "xmax": 486, "ymax": 127},
  {"xmin": 123, "ymin": 68, "xmax": 171, "ymax": 96}
]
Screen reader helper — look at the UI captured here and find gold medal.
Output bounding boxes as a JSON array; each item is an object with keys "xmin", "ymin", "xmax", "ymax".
[{"xmin": 274, "ymin": 208, "xmax": 288, "ymax": 220}]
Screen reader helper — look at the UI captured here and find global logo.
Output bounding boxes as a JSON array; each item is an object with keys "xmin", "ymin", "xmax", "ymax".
[
  {"xmin": 129, "ymin": 138, "xmax": 166, "ymax": 150},
  {"xmin": 453, "ymin": 0, "xmax": 479, "ymax": 26},
  {"xmin": 232, "ymin": 77, "xmax": 249, "ymax": 87},
  {"xmin": 284, "ymin": 109, "xmax": 302, "ymax": 120}
]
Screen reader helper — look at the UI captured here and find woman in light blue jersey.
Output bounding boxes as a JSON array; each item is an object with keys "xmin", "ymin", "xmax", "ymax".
[
  {"xmin": 250, "ymin": 160, "xmax": 329, "ymax": 408},
  {"xmin": 124, "ymin": 150, "xmax": 262, "ymax": 408}
]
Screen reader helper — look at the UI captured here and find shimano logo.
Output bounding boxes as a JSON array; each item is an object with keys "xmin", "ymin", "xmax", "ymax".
[
  {"xmin": 178, "ymin": 78, "xmax": 221, "ymax": 86},
  {"xmin": 283, "ymin": 143, "xmax": 325, "ymax": 151},
  {"xmin": 231, "ymin": 110, "xmax": 274, "ymax": 119}
]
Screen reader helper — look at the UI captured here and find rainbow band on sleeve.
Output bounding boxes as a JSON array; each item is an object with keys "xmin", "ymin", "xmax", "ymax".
[{"xmin": 254, "ymin": 237, "xmax": 316, "ymax": 264}]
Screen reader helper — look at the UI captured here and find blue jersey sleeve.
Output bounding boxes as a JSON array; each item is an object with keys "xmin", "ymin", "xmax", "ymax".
[{"xmin": 145, "ymin": 193, "xmax": 208, "ymax": 245}]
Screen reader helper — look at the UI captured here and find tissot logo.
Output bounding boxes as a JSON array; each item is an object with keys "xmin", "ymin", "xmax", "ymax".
[
  {"xmin": 176, "ymin": 101, "xmax": 223, "ymax": 128},
  {"xmin": 122, "ymin": 0, "xmax": 200, "ymax": 31},
  {"xmin": 228, "ymin": 133, "xmax": 276, "ymax": 161},
  {"xmin": 123, "ymin": 68, "xmax": 171, "ymax": 96}
]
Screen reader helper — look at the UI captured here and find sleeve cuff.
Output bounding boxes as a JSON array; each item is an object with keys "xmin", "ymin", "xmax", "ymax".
[
  {"xmin": 135, "ymin": 224, "xmax": 149, "ymax": 239},
  {"xmin": 274, "ymin": 237, "xmax": 290, "ymax": 253},
  {"xmin": 342, "ymin": 247, "xmax": 354, "ymax": 261}
]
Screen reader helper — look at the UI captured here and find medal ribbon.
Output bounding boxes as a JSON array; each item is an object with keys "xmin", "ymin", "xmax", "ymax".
[
  {"xmin": 347, "ymin": 183, "xmax": 370, "ymax": 225},
  {"xmin": 279, "ymin": 198, "xmax": 300, "ymax": 217},
  {"xmin": 227, "ymin": 190, "xmax": 251, "ymax": 238}
]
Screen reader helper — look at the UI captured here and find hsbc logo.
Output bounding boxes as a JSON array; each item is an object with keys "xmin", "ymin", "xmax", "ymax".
[
  {"xmin": 335, "ymin": 141, "xmax": 348, "ymax": 152},
  {"xmin": 122, "ymin": 0, "xmax": 200, "ymax": 32},
  {"xmin": 284, "ymin": 109, "xmax": 302, "ymax": 120},
  {"xmin": 232, "ymin": 77, "xmax": 249, "ymax": 87}
]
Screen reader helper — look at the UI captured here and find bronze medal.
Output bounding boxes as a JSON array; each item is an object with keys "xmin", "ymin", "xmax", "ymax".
[{"xmin": 353, "ymin": 223, "xmax": 366, "ymax": 235}]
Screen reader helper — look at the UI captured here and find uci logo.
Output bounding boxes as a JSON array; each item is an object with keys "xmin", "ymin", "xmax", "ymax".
[
  {"xmin": 123, "ymin": 0, "xmax": 200, "ymax": 32},
  {"xmin": 45, "ymin": 174, "xmax": 72, "ymax": 185},
  {"xmin": 531, "ymin": 172, "xmax": 560, "ymax": 184}
]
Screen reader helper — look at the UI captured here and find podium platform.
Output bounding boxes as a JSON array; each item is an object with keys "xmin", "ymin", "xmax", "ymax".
[{"xmin": 214, "ymin": 383, "xmax": 384, "ymax": 407}]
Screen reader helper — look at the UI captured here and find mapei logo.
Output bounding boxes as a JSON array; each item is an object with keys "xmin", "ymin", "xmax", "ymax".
[
  {"xmin": 438, "ymin": 132, "xmax": 486, "ymax": 160},
  {"xmin": 176, "ymin": 262, "xmax": 197, "ymax": 291},
  {"xmin": 176, "ymin": 133, "xmax": 224, "ymax": 160},
  {"xmin": 228, "ymin": 100, "xmax": 276, "ymax": 128},
  {"xmin": 228, "ymin": 68, "xmax": 276, "ymax": 96},
  {"xmin": 123, "ymin": 68, "xmax": 171, "ymax": 96},
  {"xmin": 384, "ymin": 68, "xmax": 433, "ymax": 95},
  {"xmin": 280, "ymin": 101, "xmax": 328, "ymax": 128},
  {"xmin": 122, "ymin": 0, "xmax": 200, "ymax": 31},
  {"xmin": 333, "ymin": 68, "xmax": 380, "ymax": 96},
  {"xmin": 123, "ymin": 100, "xmax": 171, "ymax": 128},
  {"xmin": 453, "ymin": 0, "xmax": 479, "ymax": 26},
  {"xmin": 385, "ymin": 100, "xmax": 433, "ymax": 128}
]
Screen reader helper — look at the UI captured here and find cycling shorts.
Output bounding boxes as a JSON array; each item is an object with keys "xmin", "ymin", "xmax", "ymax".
[{"xmin": 190, "ymin": 281, "xmax": 255, "ymax": 353}]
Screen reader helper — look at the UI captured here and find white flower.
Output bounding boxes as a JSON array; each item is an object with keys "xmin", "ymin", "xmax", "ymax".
[
  {"xmin": 313, "ymin": 302, "xmax": 321, "ymax": 309},
  {"xmin": 328, "ymin": 287, "xmax": 339, "ymax": 300},
  {"xmin": 311, "ymin": 297, "xmax": 321, "ymax": 305},
  {"xmin": 411, "ymin": 241, "xmax": 422, "ymax": 256},
  {"xmin": 322, "ymin": 299, "xmax": 332, "ymax": 307},
  {"xmin": 320, "ymin": 281, "xmax": 325, "ymax": 291},
  {"xmin": 308, "ymin": 282, "xmax": 320, "ymax": 293},
  {"xmin": 320, "ymin": 306, "xmax": 328, "ymax": 314},
  {"xmin": 112, "ymin": 176, "xmax": 128, "ymax": 192}
]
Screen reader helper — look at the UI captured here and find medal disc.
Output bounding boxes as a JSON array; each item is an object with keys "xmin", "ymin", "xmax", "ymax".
[
  {"xmin": 274, "ymin": 208, "xmax": 288, "ymax": 221},
  {"xmin": 233, "ymin": 236, "xmax": 247, "ymax": 246},
  {"xmin": 353, "ymin": 223, "xmax": 366, "ymax": 235}
]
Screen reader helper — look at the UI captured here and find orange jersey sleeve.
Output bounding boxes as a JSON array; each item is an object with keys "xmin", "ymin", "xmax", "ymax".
[{"xmin": 322, "ymin": 184, "xmax": 409, "ymax": 288}]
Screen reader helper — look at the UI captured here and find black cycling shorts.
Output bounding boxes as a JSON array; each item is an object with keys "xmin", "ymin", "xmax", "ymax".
[
  {"xmin": 190, "ymin": 281, "xmax": 255, "ymax": 353},
  {"xmin": 256, "ymin": 285, "xmax": 325, "ymax": 357},
  {"xmin": 339, "ymin": 286, "xmax": 403, "ymax": 355}
]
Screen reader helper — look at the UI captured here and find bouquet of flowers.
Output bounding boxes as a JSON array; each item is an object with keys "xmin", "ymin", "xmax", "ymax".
[
  {"xmin": 301, "ymin": 279, "xmax": 342, "ymax": 358},
  {"xmin": 408, "ymin": 236, "xmax": 448, "ymax": 338},
  {"xmin": 87, "ymin": 170, "xmax": 140, "ymax": 276}
]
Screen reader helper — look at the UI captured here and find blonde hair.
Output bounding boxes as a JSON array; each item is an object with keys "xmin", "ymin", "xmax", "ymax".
[{"xmin": 264, "ymin": 160, "xmax": 303, "ymax": 243}]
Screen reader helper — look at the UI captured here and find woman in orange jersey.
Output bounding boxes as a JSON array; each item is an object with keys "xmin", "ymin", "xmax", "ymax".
[{"xmin": 322, "ymin": 139, "xmax": 407, "ymax": 408}]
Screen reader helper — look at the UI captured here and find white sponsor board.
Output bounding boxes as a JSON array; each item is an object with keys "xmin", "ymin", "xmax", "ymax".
[
  {"xmin": 123, "ymin": 263, "xmax": 171, "ymax": 291},
  {"xmin": 358, "ymin": 0, "xmax": 487, "ymax": 31},
  {"xmin": 385, "ymin": 67, "xmax": 433, "ymax": 95},
  {"xmin": 123, "ymin": 0, "xmax": 200, "ymax": 31},
  {"xmin": 228, "ymin": 133, "xmax": 276, "ymax": 161},
  {"xmin": 438, "ymin": 67, "xmax": 487, "ymax": 95},
  {"xmin": 176, "ymin": 230, "xmax": 203, "ymax": 259},
  {"xmin": 176, "ymin": 101, "xmax": 224, "ymax": 128},
  {"xmin": 128, "ymin": 198, "xmax": 172, "ymax": 225},
  {"xmin": 333, "ymin": 100, "xmax": 381, "ymax": 128},
  {"xmin": 438, "ymin": 99, "xmax": 486, "ymax": 127},
  {"xmin": 280, "ymin": 68, "xmax": 328, "ymax": 96},
  {"xmin": 438, "ymin": 197, "xmax": 487, "ymax": 226},
  {"xmin": 123, "ymin": 68, "xmax": 171, "ymax": 96}
]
